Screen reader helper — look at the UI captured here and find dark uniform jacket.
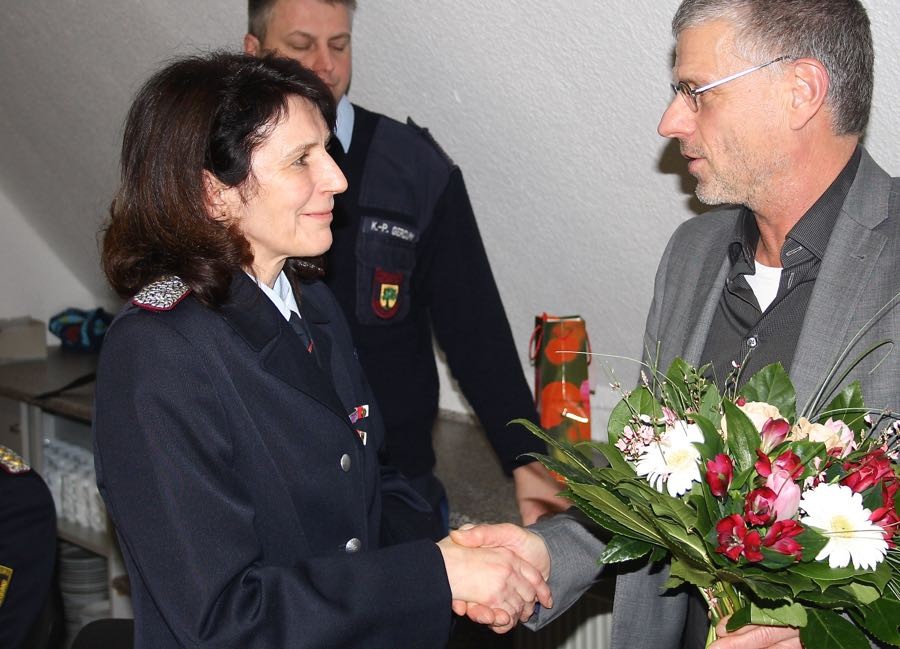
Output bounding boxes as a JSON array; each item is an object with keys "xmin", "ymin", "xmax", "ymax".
[
  {"xmin": 93, "ymin": 273, "xmax": 452, "ymax": 649},
  {"xmin": 0, "ymin": 452, "xmax": 56, "ymax": 649},
  {"xmin": 327, "ymin": 104, "xmax": 544, "ymax": 479}
]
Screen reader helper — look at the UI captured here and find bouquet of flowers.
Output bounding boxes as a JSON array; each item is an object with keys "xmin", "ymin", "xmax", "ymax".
[{"xmin": 520, "ymin": 359, "xmax": 899, "ymax": 648}]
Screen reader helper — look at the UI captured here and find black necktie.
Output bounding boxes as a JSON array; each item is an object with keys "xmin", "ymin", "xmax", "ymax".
[{"xmin": 288, "ymin": 311, "xmax": 314, "ymax": 353}]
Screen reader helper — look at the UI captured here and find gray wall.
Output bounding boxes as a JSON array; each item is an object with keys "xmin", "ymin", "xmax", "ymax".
[{"xmin": 1, "ymin": 1, "xmax": 898, "ymax": 420}]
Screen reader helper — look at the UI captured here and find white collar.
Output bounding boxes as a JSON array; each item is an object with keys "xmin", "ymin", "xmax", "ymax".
[
  {"xmin": 335, "ymin": 95, "xmax": 355, "ymax": 153},
  {"xmin": 247, "ymin": 270, "xmax": 301, "ymax": 322}
]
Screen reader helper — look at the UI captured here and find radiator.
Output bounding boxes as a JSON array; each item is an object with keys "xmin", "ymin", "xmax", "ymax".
[{"xmin": 515, "ymin": 588, "xmax": 613, "ymax": 649}]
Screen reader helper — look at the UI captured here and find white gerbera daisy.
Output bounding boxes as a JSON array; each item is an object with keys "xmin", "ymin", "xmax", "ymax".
[
  {"xmin": 800, "ymin": 483, "xmax": 888, "ymax": 570},
  {"xmin": 635, "ymin": 420, "xmax": 703, "ymax": 497}
]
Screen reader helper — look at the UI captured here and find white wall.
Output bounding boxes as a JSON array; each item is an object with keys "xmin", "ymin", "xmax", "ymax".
[
  {"xmin": 0, "ymin": 189, "xmax": 99, "ymax": 342},
  {"xmin": 1, "ymin": 0, "xmax": 899, "ymax": 426}
]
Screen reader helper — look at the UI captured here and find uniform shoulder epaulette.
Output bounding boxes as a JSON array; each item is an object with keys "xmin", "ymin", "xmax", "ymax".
[
  {"xmin": 405, "ymin": 117, "xmax": 455, "ymax": 167},
  {"xmin": 0, "ymin": 445, "xmax": 31, "ymax": 475},
  {"xmin": 132, "ymin": 276, "xmax": 191, "ymax": 311}
]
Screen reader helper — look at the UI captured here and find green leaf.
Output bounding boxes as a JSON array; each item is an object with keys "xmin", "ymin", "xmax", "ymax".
[
  {"xmin": 606, "ymin": 387, "xmax": 661, "ymax": 445},
  {"xmin": 801, "ymin": 608, "xmax": 872, "ymax": 649},
  {"xmin": 791, "ymin": 560, "xmax": 891, "ymax": 591},
  {"xmin": 563, "ymin": 491, "xmax": 654, "ymax": 542},
  {"xmin": 664, "ymin": 357, "xmax": 696, "ymax": 415},
  {"xmin": 525, "ymin": 452, "xmax": 596, "ymax": 486},
  {"xmin": 818, "ymin": 381, "xmax": 868, "ymax": 434},
  {"xmin": 669, "ymin": 558, "xmax": 715, "ymax": 589},
  {"xmin": 649, "ymin": 516, "xmax": 712, "ymax": 569},
  {"xmin": 727, "ymin": 602, "xmax": 808, "ymax": 630},
  {"xmin": 850, "ymin": 596, "xmax": 900, "ymax": 645},
  {"xmin": 739, "ymin": 363, "xmax": 797, "ymax": 422},
  {"xmin": 649, "ymin": 546, "xmax": 668, "ymax": 563},
  {"xmin": 721, "ymin": 400, "xmax": 763, "ymax": 473},
  {"xmin": 793, "ymin": 526, "xmax": 829, "ymax": 562},
  {"xmin": 698, "ymin": 386, "xmax": 723, "ymax": 432},
  {"xmin": 513, "ymin": 419, "xmax": 595, "ymax": 480},
  {"xmin": 691, "ymin": 413, "xmax": 725, "ymax": 460},
  {"xmin": 796, "ymin": 586, "xmax": 864, "ymax": 609},
  {"xmin": 598, "ymin": 536, "xmax": 652, "ymax": 564},
  {"xmin": 577, "ymin": 441, "xmax": 636, "ymax": 477},
  {"xmin": 567, "ymin": 483, "xmax": 666, "ymax": 546},
  {"xmin": 843, "ymin": 582, "xmax": 881, "ymax": 606}
]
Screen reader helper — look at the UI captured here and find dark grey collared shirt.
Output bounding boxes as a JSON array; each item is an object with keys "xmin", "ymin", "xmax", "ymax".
[{"xmin": 700, "ymin": 147, "xmax": 862, "ymax": 390}]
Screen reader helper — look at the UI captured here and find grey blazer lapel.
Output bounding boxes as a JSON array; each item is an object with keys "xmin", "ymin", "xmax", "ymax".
[{"xmin": 791, "ymin": 150, "xmax": 892, "ymax": 413}]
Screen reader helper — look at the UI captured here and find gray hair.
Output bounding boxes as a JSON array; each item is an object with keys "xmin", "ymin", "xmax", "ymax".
[
  {"xmin": 248, "ymin": 0, "xmax": 357, "ymax": 42},
  {"xmin": 672, "ymin": 0, "xmax": 873, "ymax": 136}
]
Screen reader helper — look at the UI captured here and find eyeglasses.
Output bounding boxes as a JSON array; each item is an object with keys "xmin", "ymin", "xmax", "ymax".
[{"xmin": 671, "ymin": 56, "xmax": 789, "ymax": 112}]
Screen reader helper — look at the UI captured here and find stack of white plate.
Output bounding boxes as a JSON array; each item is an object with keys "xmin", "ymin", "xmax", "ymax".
[{"xmin": 58, "ymin": 541, "xmax": 109, "ymax": 647}]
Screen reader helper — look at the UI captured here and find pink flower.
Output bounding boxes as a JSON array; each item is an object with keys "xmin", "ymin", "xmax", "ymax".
[
  {"xmin": 705, "ymin": 454, "xmax": 734, "ymax": 498},
  {"xmin": 760, "ymin": 417, "xmax": 791, "ymax": 452},
  {"xmin": 745, "ymin": 487, "xmax": 778, "ymax": 526},
  {"xmin": 762, "ymin": 520, "xmax": 804, "ymax": 559},
  {"xmin": 765, "ymin": 469, "xmax": 801, "ymax": 521},
  {"xmin": 716, "ymin": 514, "xmax": 764, "ymax": 562}
]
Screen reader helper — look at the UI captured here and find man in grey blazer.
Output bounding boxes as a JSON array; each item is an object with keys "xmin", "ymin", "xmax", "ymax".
[{"xmin": 453, "ymin": 0, "xmax": 898, "ymax": 647}]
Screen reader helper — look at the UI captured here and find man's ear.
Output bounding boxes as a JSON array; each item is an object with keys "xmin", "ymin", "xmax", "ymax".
[
  {"xmin": 202, "ymin": 170, "xmax": 235, "ymax": 222},
  {"xmin": 788, "ymin": 58, "xmax": 830, "ymax": 130},
  {"xmin": 243, "ymin": 33, "xmax": 262, "ymax": 57}
]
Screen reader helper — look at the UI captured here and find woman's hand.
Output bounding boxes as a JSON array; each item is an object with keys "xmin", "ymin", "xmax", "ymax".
[{"xmin": 437, "ymin": 535, "xmax": 552, "ymax": 634}]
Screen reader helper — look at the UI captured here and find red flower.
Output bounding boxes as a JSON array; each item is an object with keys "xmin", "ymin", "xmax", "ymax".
[
  {"xmin": 762, "ymin": 520, "xmax": 804, "ymax": 559},
  {"xmin": 716, "ymin": 515, "xmax": 763, "ymax": 562},
  {"xmin": 870, "ymin": 478, "xmax": 900, "ymax": 548},
  {"xmin": 745, "ymin": 487, "xmax": 778, "ymax": 526},
  {"xmin": 705, "ymin": 454, "xmax": 734, "ymax": 498},
  {"xmin": 842, "ymin": 449, "xmax": 894, "ymax": 494},
  {"xmin": 755, "ymin": 450, "xmax": 803, "ymax": 479},
  {"xmin": 760, "ymin": 417, "xmax": 791, "ymax": 452}
]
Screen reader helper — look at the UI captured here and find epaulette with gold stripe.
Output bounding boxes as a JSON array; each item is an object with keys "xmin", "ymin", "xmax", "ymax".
[
  {"xmin": 0, "ymin": 445, "xmax": 30, "ymax": 475},
  {"xmin": 133, "ymin": 276, "xmax": 191, "ymax": 311}
]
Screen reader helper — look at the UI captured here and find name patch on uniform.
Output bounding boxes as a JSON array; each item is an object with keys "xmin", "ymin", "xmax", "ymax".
[
  {"xmin": 372, "ymin": 269, "xmax": 403, "ymax": 319},
  {"xmin": 362, "ymin": 217, "xmax": 418, "ymax": 243},
  {"xmin": 0, "ymin": 565, "xmax": 12, "ymax": 608}
]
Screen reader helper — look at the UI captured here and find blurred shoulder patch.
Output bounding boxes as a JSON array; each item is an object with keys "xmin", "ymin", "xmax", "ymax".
[
  {"xmin": 0, "ymin": 445, "xmax": 29, "ymax": 475},
  {"xmin": 133, "ymin": 276, "xmax": 191, "ymax": 311},
  {"xmin": 0, "ymin": 565, "xmax": 12, "ymax": 607}
]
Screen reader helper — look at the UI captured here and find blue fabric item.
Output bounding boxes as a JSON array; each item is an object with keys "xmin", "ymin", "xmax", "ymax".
[{"xmin": 48, "ymin": 308, "xmax": 112, "ymax": 352}]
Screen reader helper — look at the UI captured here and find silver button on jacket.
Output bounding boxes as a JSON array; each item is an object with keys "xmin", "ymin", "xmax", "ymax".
[
  {"xmin": 340, "ymin": 454, "xmax": 351, "ymax": 472},
  {"xmin": 345, "ymin": 538, "xmax": 361, "ymax": 553}
]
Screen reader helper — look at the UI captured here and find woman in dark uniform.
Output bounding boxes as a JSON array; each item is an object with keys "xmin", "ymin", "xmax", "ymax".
[{"xmin": 93, "ymin": 52, "xmax": 549, "ymax": 648}]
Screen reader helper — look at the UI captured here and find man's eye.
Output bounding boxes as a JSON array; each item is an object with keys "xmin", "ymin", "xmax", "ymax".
[{"xmin": 293, "ymin": 155, "xmax": 309, "ymax": 167}]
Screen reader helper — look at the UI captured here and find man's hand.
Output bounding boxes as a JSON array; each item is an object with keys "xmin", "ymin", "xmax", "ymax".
[
  {"xmin": 709, "ymin": 617, "xmax": 802, "ymax": 649},
  {"xmin": 512, "ymin": 461, "xmax": 572, "ymax": 525},
  {"xmin": 437, "ymin": 535, "xmax": 552, "ymax": 634},
  {"xmin": 447, "ymin": 523, "xmax": 552, "ymax": 631}
]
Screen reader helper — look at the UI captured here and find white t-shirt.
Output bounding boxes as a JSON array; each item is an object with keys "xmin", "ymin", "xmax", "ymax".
[{"xmin": 745, "ymin": 261, "xmax": 782, "ymax": 312}]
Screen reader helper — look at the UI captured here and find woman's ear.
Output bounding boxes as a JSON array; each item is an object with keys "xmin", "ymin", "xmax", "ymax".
[{"xmin": 202, "ymin": 170, "xmax": 235, "ymax": 222}]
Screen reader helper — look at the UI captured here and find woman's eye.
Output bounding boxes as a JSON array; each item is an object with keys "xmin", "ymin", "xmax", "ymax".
[{"xmin": 293, "ymin": 155, "xmax": 309, "ymax": 167}]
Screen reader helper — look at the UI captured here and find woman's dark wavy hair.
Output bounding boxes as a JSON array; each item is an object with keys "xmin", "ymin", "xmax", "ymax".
[{"xmin": 102, "ymin": 51, "xmax": 336, "ymax": 307}]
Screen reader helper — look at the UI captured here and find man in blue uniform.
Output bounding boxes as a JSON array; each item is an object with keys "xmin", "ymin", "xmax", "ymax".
[
  {"xmin": 244, "ymin": 0, "xmax": 567, "ymax": 530},
  {"xmin": 0, "ymin": 445, "xmax": 58, "ymax": 649}
]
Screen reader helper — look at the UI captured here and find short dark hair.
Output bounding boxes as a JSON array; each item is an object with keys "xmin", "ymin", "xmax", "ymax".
[
  {"xmin": 672, "ymin": 0, "xmax": 873, "ymax": 135},
  {"xmin": 102, "ymin": 52, "xmax": 336, "ymax": 307},
  {"xmin": 248, "ymin": 0, "xmax": 358, "ymax": 42}
]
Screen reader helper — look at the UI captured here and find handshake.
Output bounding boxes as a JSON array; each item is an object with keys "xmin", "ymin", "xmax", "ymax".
[{"xmin": 437, "ymin": 523, "xmax": 552, "ymax": 634}]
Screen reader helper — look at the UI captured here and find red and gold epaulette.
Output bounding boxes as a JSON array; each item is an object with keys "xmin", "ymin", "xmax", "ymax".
[
  {"xmin": 0, "ymin": 445, "xmax": 30, "ymax": 475},
  {"xmin": 133, "ymin": 276, "xmax": 191, "ymax": 311}
]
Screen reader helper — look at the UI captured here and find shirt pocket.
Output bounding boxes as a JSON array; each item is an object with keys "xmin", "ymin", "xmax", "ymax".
[{"xmin": 355, "ymin": 217, "xmax": 418, "ymax": 325}]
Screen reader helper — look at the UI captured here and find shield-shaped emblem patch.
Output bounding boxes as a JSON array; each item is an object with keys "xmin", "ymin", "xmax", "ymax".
[{"xmin": 372, "ymin": 268, "xmax": 403, "ymax": 319}]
